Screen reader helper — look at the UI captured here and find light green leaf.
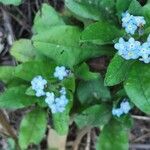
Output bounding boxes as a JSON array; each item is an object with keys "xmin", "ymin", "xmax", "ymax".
[
  {"xmin": 15, "ymin": 61, "xmax": 56, "ymax": 81},
  {"xmin": 75, "ymin": 63, "xmax": 99, "ymax": 81},
  {"xmin": 142, "ymin": 3, "xmax": 150, "ymax": 26},
  {"xmin": 105, "ymin": 54, "xmax": 134, "ymax": 86},
  {"xmin": 33, "ymin": 3, "xmax": 64, "ymax": 34},
  {"xmin": 52, "ymin": 92, "xmax": 73, "ymax": 135},
  {"xmin": 75, "ymin": 104, "xmax": 111, "ymax": 128},
  {"xmin": 96, "ymin": 119, "xmax": 129, "ymax": 150},
  {"xmin": 77, "ymin": 76, "xmax": 111, "ymax": 104},
  {"xmin": 0, "ymin": 66, "xmax": 15, "ymax": 83},
  {"xmin": 124, "ymin": 62, "xmax": 150, "ymax": 114},
  {"xmin": 81, "ymin": 22, "xmax": 123, "ymax": 45},
  {"xmin": 0, "ymin": 86, "xmax": 36, "ymax": 109},
  {"xmin": 19, "ymin": 108, "xmax": 47, "ymax": 149},
  {"xmin": 25, "ymin": 86, "xmax": 35, "ymax": 96},
  {"xmin": 11, "ymin": 39, "xmax": 36, "ymax": 63},
  {"xmin": 0, "ymin": 0, "xmax": 21, "ymax": 5},
  {"xmin": 33, "ymin": 25, "xmax": 113, "ymax": 68}
]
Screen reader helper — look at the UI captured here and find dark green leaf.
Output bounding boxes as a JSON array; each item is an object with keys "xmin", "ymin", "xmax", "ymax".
[
  {"xmin": 96, "ymin": 119, "xmax": 129, "ymax": 150},
  {"xmin": 124, "ymin": 62, "xmax": 150, "ymax": 114},
  {"xmin": 0, "ymin": 86, "xmax": 36, "ymax": 109},
  {"xmin": 81, "ymin": 22, "xmax": 123, "ymax": 45},
  {"xmin": 105, "ymin": 54, "xmax": 134, "ymax": 86},
  {"xmin": 19, "ymin": 108, "xmax": 47, "ymax": 149},
  {"xmin": 75, "ymin": 104, "xmax": 111, "ymax": 128}
]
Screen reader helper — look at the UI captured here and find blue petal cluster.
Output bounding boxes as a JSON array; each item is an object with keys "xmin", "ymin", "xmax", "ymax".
[
  {"xmin": 31, "ymin": 76, "xmax": 47, "ymax": 97},
  {"xmin": 122, "ymin": 12, "xmax": 146, "ymax": 35},
  {"xmin": 112, "ymin": 100, "xmax": 131, "ymax": 117},
  {"xmin": 54, "ymin": 66, "xmax": 69, "ymax": 80},
  {"xmin": 45, "ymin": 87, "xmax": 68, "ymax": 113}
]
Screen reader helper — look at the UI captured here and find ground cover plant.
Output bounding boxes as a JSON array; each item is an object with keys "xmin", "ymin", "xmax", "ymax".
[{"xmin": 0, "ymin": 0, "xmax": 150, "ymax": 150}]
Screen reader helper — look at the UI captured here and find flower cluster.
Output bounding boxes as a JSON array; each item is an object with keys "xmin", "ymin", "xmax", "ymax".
[
  {"xmin": 114, "ymin": 12, "xmax": 150, "ymax": 63},
  {"xmin": 31, "ymin": 76, "xmax": 47, "ymax": 97},
  {"xmin": 112, "ymin": 100, "xmax": 131, "ymax": 117},
  {"xmin": 31, "ymin": 66, "xmax": 70, "ymax": 113},
  {"xmin": 122, "ymin": 12, "xmax": 146, "ymax": 35},
  {"xmin": 45, "ymin": 87, "xmax": 68, "ymax": 113}
]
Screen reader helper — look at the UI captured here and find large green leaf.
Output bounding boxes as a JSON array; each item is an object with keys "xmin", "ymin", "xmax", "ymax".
[
  {"xmin": 77, "ymin": 76, "xmax": 111, "ymax": 104},
  {"xmin": 105, "ymin": 54, "xmax": 134, "ymax": 86},
  {"xmin": 96, "ymin": 119, "xmax": 129, "ymax": 150},
  {"xmin": 65, "ymin": 0, "xmax": 116, "ymax": 22},
  {"xmin": 0, "ymin": 0, "xmax": 21, "ymax": 5},
  {"xmin": 124, "ymin": 62, "xmax": 150, "ymax": 114},
  {"xmin": 52, "ymin": 92, "xmax": 73, "ymax": 135},
  {"xmin": 81, "ymin": 22, "xmax": 123, "ymax": 45},
  {"xmin": 33, "ymin": 25, "xmax": 113, "ymax": 68},
  {"xmin": 33, "ymin": 3, "xmax": 64, "ymax": 34},
  {"xmin": 19, "ymin": 108, "xmax": 47, "ymax": 149},
  {"xmin": 75, "ymin": 104, "xmax": 111, "ymax": 128},
  {"xmin": 11, "ymin": 39, "xmax": 36, "ymax": 63},
  {"xmin": 142, "ymin": 3, "xmax": 150, "ymax": 26},
  {"xmin": 0, "ymin": 86, "xmax": 36, "ymax": 109},
  {"xmin": 15, "ymin": 61, "xmax": 56, "ymax": 81}
]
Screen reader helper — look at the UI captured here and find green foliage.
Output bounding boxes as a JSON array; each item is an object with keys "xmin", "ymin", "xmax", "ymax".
[
  {"xmin": 105, "ymin": 54, "xmax": 134, "ymax": 86},
  {"xmin": 19, "ymin": 108, "xmax": 47, "ymax": 149},
  {"xmin": 75, "ymin": 104, "xmax": 111, "ymax": 128},
  {"xmin": 0, "ymin": 0, "xmax": 21, "ymax": 5},
  {"xmin": 96, "ymin": 119, "xmax": 129, "ymax": 150},
  {"xmin": 124, "ymin": 62, "xmax": 150, "ymax": 114}
]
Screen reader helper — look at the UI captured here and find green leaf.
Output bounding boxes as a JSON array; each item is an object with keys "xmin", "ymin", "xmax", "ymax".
[
  {"xmin": 128, "ymin": 0, "xmax": 142, "ymax": 15},
  {"xmin": 105, "ymin": 54, "xmax": 134, "ymax": 86},
  {"xmin": 81, "ymin": 22, "xmax": 123, "ymax": 45},
  {"xmin": 0, "ymin": 86, "xmax": 36, "ymax": 109},
  {"xmin": 25, "ymin": 86, "xmax": 35, "ymax": 96},
  {"xmin": 116, "ymin": 0, "xmax": 132, "ymax": 17},
  {"xmin": 96, "ymin": 119, "xmax": 129, "ymax": 150},
  {"xmin": 33, "ymin": 25, "xmax": 113, "ymax": 68},
  {"xmin": 77, "ymin": 76, "xmax": 111, "ymax": 104},
  {"xmin": 15, "ymin": 61, "xmax": 56, "ymax": 81},
  {"xmin": 75, "ymin": 104, "xmax": 111, "ymax": 128},
  {"xmin": 0, "ymin": 66, "xmax": 15, "ymax": 83},
  {"xmin": 75, "ymin": 63, "xmax": 99, "ymax": 80},
  {"xmin": 52, "ymin": 92, "xmax": 73, "ymax": 135},
  {"xmin": 142, "ymin": 3, "xmax": 150, "ymax": 26},
  {"xmin": 65, "ymin": 0, "xmax": 116, "ymax": 22},
  {"xmin": 0, "ymin": 0, "xmax": 21, "ymax": 5},
  {"xmin": 19, "ymin": 108, "xmax": 47, "ymax": 149},
  {"xmin": 33, "ymin": 3, "xmax": 64, "ymax": 34},
  {"xmin": 124, "ymin": 62, "xmax": 150, "ymax": 114},
  {"xmin": 10, "ymin": 39, "xmax": 36, "ymax": 63}
]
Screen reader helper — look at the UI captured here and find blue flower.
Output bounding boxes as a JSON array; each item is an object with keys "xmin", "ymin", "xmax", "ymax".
[
  {"xmin": 125, "ymin": 22, "xmax": 137, "ymax": 35},
  {"xmin": 112, "ymin": 108, "xmax": 123, "ymax": 117},
  {"xmin": 120, "ymin": 101, "xmax": 131, "ymax": 114},
  {"xmin": 60, "ymin": 87, "xmax": 66, "ymax": 95},
  {"xmin": 54, "ymin": 66, "xmax": 69, "ymax": 80},
  {"xmin": 134, "ymin": 16, "xmax": 146, "ymax": 27},
  {"xmin": 114, "ymin": 37, "xmax": 140, "ymax": 60},
  {"xmin": 45, "ymin": 92, "xmax": 55, "ymax": 106},
  {"xmin": 31, "ymin": 76, "xmax": 47, "ymax": 97}
]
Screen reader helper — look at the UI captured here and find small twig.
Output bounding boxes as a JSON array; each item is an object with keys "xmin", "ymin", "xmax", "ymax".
[
  {"xmin": 130, "ymin": 144, "xmax": 150, "ymax": 149},
  {"xmin": 85, "ymin": 130, "xmax": 91, "ymax": 150},
  {"xmin": 133, "ymin": 132, "xmax": 150, "ymax": 142},
  {"xmin": 73, "ymin": 127, "xmax": 91, "ymax": 150},
  {"xmin": 131, "ymin": 115, "xmax": 150, "ymax": 121}
]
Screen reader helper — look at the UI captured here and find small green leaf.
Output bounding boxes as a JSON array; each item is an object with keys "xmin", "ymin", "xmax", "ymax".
[
  {"xmin": 0, "ymin": 86, "xmax": 36, "ymax": 109},
  {"xmin": 77, "ymin": 76, "xmax": 111, "ymax": 104},
  {"xmin": 75, "ymin": 104, "xmax": 111, "ymax": 128},
  {"xmin": 0, "ymin": 66, "xmax": 15, "ymax": 83},
  {"xmin": 33, "ymin": 3, "xmax": 64, "ymax": 34},
  {"xmin": 124, "ymin": 62, "xmax": 150, "ymax": 114},
  {"xmin": 105, "ymin": 54, "xmax": 134, "ymax": 86},
  {"xmin": 11, "ymin": 39, "xmax": 36, "ymax": 63},
  {"xmin": 19, "ymin": 108, "xmax": 47, "ymax": 149},
  {"xmin": 0, "ymin": 0, "xmax": 21, "ymax": 5},
  {"xmin": 75, "ymin": 63, "xmax": 99, "ymax": 80},
  {"xmin": 15, "ymin": 61, "xmax": 56, "ymax": 81},
  {"xmin": 81, "ymin": 22, "xmax": 123, "ymax": 45},
  {"xmin": 96, "ymin": 119, "xmax": 129, "ymax": 150},
  {"xmin": 25, "ymin": 86, "xmax": 35, "ymax": 96},
  {"xmin": 52, "ymin": 92, "xmax": 73, "ymax": 135}
]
